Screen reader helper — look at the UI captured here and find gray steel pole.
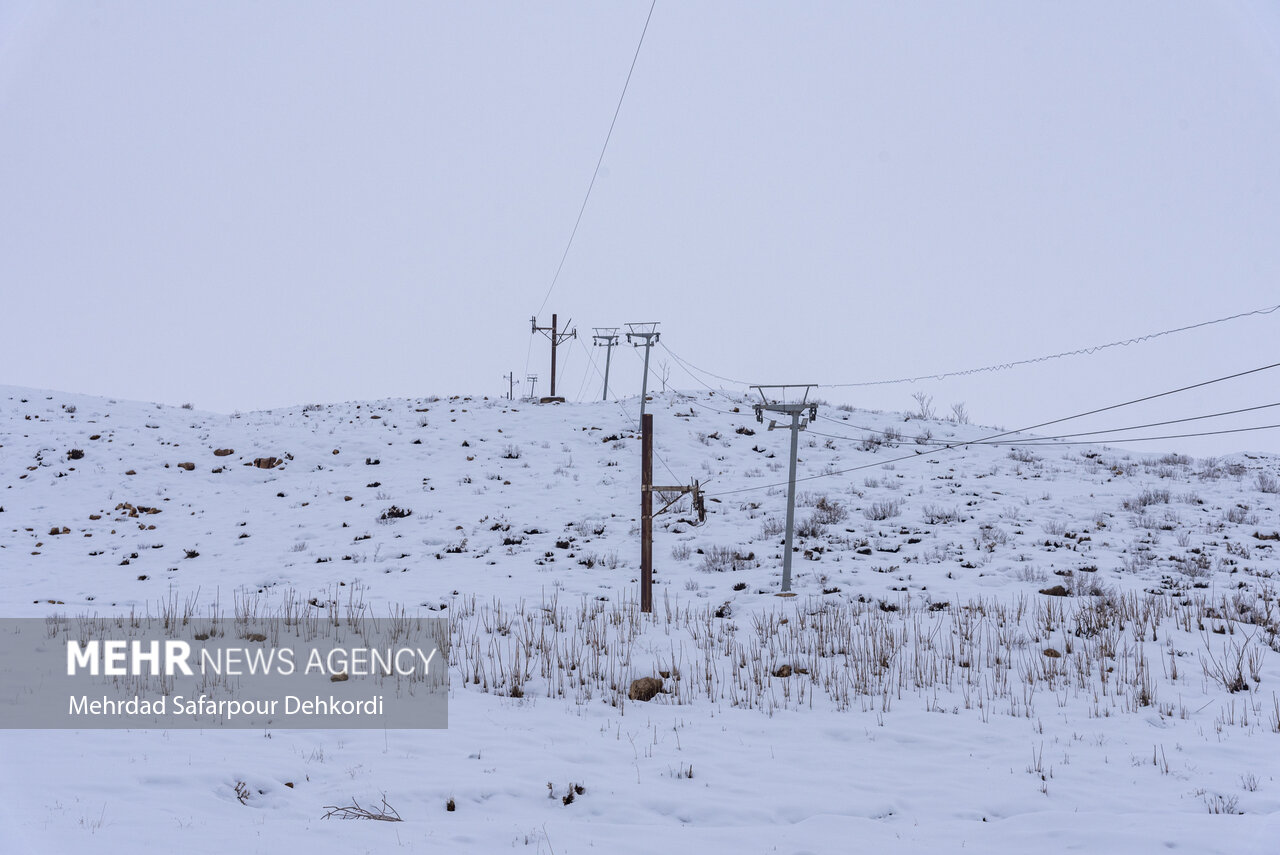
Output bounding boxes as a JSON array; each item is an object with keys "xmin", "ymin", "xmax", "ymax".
[
  {"xmin": 781, "ymin": 410, "xmax": 801, "ymax": 593},
  {"xmin": 639, "ymin": 339, "xmax": 652, "ymax": 420},
  {"xmin": 750, "ymin": 386, "xmax": 816, "ymax": 596},
  {"xmin": 602, "ymin": 342, "xmax": 613, "ymax": 401}
]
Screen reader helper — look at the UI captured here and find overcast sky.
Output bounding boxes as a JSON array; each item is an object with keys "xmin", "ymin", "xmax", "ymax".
[{"xmin": 3, "ymin": 1, "xmax": 1279, "ymax": 455}]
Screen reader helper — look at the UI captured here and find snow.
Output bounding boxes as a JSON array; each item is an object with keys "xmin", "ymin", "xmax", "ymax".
[{"xmin": 1, "ymin": 384, "xmax": 1278, "ymax": 853}]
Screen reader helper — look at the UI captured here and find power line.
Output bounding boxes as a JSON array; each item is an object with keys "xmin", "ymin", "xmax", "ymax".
[
  {"xmin": 814, "ymin": 413, "xmax": 950, "ymax": 444},
  {"xmin": 985, "ymin": 423, "xmax": 1280, "ymax": 446},
  {"xmin": 660, "ymin": 303, "xmax": 1280, "ymax": 391},
  {"xmin": 657, "ymin": 343, "xmax": 757, "ymax": 426},
  {"xmin": 965, "ymin": 360, "xmax": 1280, "ymax": 445},
  {"xmin": 576, "ymin": 336, "xmax": 681, "ymax": 484},
  {"xmin": 661, "ymin": 342, "xmax": 752, "ymax": 388},
  {"xmin": 521, "ymin": 332, "xmax": 535, "ymax": 395},
  {"xmin": 671, "ymin": 350, "xmax": 1280, "ymax": 455},
  {"xmin": 973, "ymin": 401, "xmax": 1280, "ymax": 445},
  {"xmin": 573, "ymin": 334, "xmax": 600, "ymax": 401},
  {"xmin": 826, "ymin": 302, "xmax": 1280, "ymax": 388},
  {"xmin": 668, "ymin": 342, "xmax": 1280, "ymax": 453},
  {"xmin": 806, "ymin": 426, "xmax": 952, "ymax": 449},
  {"xmin": 556, "ymin": 335, "xmax": 572, "ymax": 391},
  {"xmin": 809, "ymin": 421, "xmax": 1280, "ymax": 451},
  {"xmin": 707, "ymin": 359, "xmax": 1280, "ymax": 498},
  {"xmin": 533, "ymin": 0, "xmax": 658, "ymax": 317},
  {"xmin": 815, "ymin": 401, "xmax": 1280, "ymax": 449},
  {"xmin": 711, "ymin": 443, "xmax": 935, "ymax": 498},
  {"xmin": 715, "ymin": 421, "xmax": 1280, "ymax": 498}
]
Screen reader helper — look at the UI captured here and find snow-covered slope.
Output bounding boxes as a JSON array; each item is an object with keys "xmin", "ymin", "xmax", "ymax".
[{"xmin": 1, "ymin": 385, "xmax": 1278, "ymax": 853}]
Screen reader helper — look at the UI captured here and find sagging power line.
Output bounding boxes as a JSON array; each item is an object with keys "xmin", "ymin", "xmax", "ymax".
[
  {"xmin": 532, "ymin": 0, "xmax": 658, "ymax": 317},
  {"xmin": 657, "ymin": 303, "xmax": 1280, "ymax": 392},
  {"xmin": 708, "ymin": 359, "xmax": 1280, "ymax": 499},
  {"xmin": 968, "ymin": 401, "xmax": 1280, "ymax": 445}
]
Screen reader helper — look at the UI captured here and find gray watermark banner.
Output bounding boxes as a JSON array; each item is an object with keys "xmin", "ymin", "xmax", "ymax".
[{"xmin": 0, "ymin": 616, "xmax": 448, "ymax": 729}]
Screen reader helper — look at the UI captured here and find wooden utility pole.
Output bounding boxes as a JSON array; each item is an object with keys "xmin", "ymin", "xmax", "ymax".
[
  {"xmin": 531, "ymin": 314, "xmax": 576, "ymax": 401},
  {"xmin": 505, "ymin": 372, "xmax": 515, "ymax": 400},
  {"xmin": 639, "ymin": 412, "xmax": 705, "ymax": 613},
  {"xmin": 641, "ymin": 413, "xmax": 653, "ymax": 612}
]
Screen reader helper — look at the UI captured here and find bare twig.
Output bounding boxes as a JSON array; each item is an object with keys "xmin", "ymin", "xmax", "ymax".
[{"xmin": 322, "ymin": 794, "xmax": 403, "ymax": 822}]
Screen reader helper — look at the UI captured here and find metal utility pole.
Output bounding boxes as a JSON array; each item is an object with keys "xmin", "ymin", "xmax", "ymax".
[
  {"xmin": 525, "ymin": 374, "xmax": 538, "ymax": 399},
  {"xmin": 531, "ymin": 314, "xmax": 577, "ymax": 401},
  {"xmin": 639, "ymin": 412, "xmax": 705, "ymax": 613},
  {"xmin": 752, "ymin": 385, "xmax": 818, "ymax": 595},
  {"xmin": 592, "ymin": 328, "xmax": 619, "ymax": 401},
  {"xmin": 505, "ymin": 372, "xmax": 515, "ymax": 401},
  {"xmin": 625, "ymin": 322, "xmax": 660, "ymax": 419}
]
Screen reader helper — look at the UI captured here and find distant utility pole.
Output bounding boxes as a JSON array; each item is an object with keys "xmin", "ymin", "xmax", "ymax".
[
  {"xmin": 525, "ymin": 374, "xmax": 538, "ymax": 399},
  {"xmin": 625, "ymin": 322, "xmax": 660, "ymax": 419},
  {"xmin": 505, "ymin": 372, "xmax": 515, "ymax": 401},
  {"xmin": 592, "ymin": 328, "xmax": 620, "ymax": 401},
  {"xmin": 531, "ymin": 314, "xmax": 577, "ymax": 401},
  {"xmin": 752, "ymin": 384, "xmax": 818, "ymax": 595},
  {"xmin": 639, "ymin": 412, "xmax": 705, "ymax": 613}
]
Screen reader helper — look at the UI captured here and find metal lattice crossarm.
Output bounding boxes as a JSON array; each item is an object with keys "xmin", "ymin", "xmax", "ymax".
[
  {"xmin": 624, "ymin": 322, "xmax": 660, "ymax": 342},
  {"xmin": 751, "ymin": 385, "xmax": 818, "ymax": 427}
]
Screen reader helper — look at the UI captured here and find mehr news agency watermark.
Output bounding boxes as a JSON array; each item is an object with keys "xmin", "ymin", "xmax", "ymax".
[{"xmin": 0, "ymin": 614, "xmax": 449, "ymax": 729}]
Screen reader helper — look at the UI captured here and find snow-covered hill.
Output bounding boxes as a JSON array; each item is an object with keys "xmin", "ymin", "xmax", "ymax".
[{"xmin": 2, "ymin": 385, "xmax": 1278, "ymax": 853}]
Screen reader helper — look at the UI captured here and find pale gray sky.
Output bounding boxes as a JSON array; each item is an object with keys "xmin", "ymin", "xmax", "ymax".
[{"xmin": 3, "ymin": 1, "xmax": 1279, "ymax": 455}]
